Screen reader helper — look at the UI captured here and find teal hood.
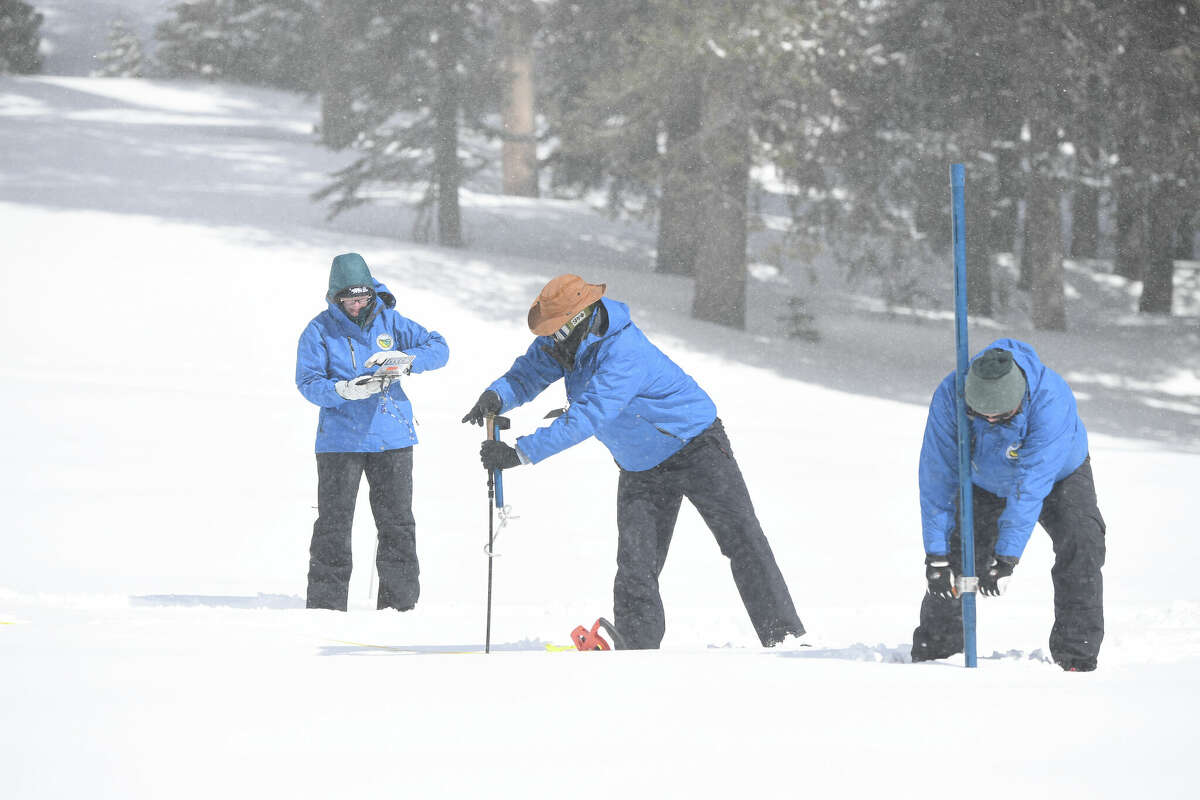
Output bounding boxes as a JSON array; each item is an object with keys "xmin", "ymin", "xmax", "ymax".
[{"xmin": 326, "ymin": 252, "xmax": 375, "ymax": 302}]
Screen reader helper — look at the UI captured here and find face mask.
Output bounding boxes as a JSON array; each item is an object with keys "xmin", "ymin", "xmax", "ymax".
[
  {"xmin": 552, "ymin": 307, "xmax": 591, "ymax": 343},
  {"xmin": 542, "ymin": 306, "xmax": 593, "ymax": 370}
]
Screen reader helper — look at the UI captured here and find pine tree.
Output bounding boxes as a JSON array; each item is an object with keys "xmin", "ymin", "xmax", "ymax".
[
  {"xmin": 805, "ymin": 0, "xmax": 1123, "ymax": 329},
  {"xmin": 542, "ymin": 1, "xmax": 837, "ymax": 329},
  {"xmin": 312, "ymin": 1, "xmax": 502, "ymax": 248},
  {"xmin": 154, "ymin": 0, "xmax": 319, "ymax": 90},
  {"xmin": 154, "ymin": 0, "xmax": 233, "ymax": 79},
  {"xmin": 1118, "ymin": 1, "xmax": 1200, "ymax": 314},
  {"xmin": 93, "ymin": 20, "xmax": 145, "ymax": 78},
  {"xmin": 0, "ymin": 0, "xmax": 43, "ymax": 74}
]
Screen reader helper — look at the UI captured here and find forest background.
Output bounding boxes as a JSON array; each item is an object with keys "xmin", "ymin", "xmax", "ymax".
[{"xmin": 6, "ymin": 0, "xmax": 1197, "ymax": 334}]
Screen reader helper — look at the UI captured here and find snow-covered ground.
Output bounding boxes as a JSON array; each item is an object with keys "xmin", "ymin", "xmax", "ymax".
[{"xmin": 2, "ymin": 71, "xmax": 1199, "ymax": 799}]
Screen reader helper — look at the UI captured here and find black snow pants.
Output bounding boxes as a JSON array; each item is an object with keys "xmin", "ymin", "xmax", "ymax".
[
  {"xmin": 306, "ymin": 447, "xmax": 419, "ymax": 612},
  {"xmin": 613, "ymin": 418, "xmax": 805, "ymax": 649},
  {"xmin": 912, "ymin": 456, "xmax": 1106, "ymax": 668}
]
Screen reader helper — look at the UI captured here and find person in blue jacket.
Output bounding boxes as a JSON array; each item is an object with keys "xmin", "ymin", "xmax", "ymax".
[
  {"xmin": 296, "ymin": 253, "xmax": 449, "ymax": 612},
  {"xmin": 913, "ymin": 339, "xmax": 1106, "ymax": 671},
  {"xmin": 461, "ymin": 274, "xmax": 804, "ymax": 649}
]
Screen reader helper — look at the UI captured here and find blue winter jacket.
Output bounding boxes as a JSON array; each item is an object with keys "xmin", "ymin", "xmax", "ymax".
[
  {"xmin": 488, "ymin": 298, "xmax": 717, "ymax": 472},
  {"xmin": 296, "ymin": 281, "xmax": 449, "ymax": 453},
  {"xmin": 919, "ymin": 338, "xmax": 1089, "ymax": 559}
]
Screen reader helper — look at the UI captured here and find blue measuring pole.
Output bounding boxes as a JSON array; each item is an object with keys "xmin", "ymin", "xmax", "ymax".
[{"xmin": 951, "ymin": 164, "xmax": 978, "ymax": 668}]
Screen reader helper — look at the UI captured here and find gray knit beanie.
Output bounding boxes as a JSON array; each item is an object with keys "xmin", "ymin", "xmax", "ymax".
[{"xmin": 965, "ymin": 348, "xmax": 1027, "ymax": 416}]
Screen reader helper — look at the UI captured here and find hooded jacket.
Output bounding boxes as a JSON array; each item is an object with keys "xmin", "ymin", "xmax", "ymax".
[
  {"xmin": 488, "ymin": 297, "xmax": 717, "ymax": 471},
  {"xmin": 919, "ymin": 338, "xmax": 1089, "ymax": 558},
  {"xmin": 296, "ymin": 279, "xmax": 449, "ymax": 453},
  {"xmin": 326, "ymin": 252, "xmax": 374, "ymax": 303}
]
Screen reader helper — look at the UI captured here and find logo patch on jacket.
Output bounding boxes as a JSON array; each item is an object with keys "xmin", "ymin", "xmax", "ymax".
[
  {"xmin": 376, "ymin": 334, "xmax": 394, "ymax": 350},
  {"xmin": 1006, "ymin": 442, "xmax": 1021, "ymax": 460}
]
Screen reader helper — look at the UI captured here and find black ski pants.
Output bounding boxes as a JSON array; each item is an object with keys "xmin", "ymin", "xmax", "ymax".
[
  {"xmin": 912, "ymin": 456, "xmax": 1106, "ymax": 668},
  {"xmin": 306, "ymin": 447, "xmax": 419, "ymax": 612},
  {"xmin": 614, "ymin": 418, "xmax": 805, "ymax": 649}
]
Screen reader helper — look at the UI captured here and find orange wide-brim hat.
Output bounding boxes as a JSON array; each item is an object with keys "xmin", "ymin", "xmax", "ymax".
[{"xmin": 527, "ymin": 274, "xmax": 607, "ymax": 335}]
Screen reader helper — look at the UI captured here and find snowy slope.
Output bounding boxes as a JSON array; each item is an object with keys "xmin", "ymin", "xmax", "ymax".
[{"xmin": 2, "ymin": 74, "xmax": 1199, "ymax": 799}]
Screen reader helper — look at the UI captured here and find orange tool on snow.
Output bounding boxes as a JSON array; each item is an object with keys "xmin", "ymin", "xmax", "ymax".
[{"xmin": 571, "ymin": 617, "xmax": 626, "ymax": 651}]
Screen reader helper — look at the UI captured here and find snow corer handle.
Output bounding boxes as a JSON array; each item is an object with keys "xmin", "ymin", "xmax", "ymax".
[
  {"xmin": 571, "ymin": 617, "xmax": 627, "ymax": 651},
  {"xmin": 487, "ymin": 414, "xmax": 510, "ymax": 509},
  {"xmin": 484, "ymin": 414, "xmax": 510, "ymax": 655}
]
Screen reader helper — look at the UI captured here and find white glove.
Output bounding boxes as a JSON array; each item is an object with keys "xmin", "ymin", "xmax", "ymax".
[
  {"xmin": 334, "ymin": 376, "xmax": 383, "ymax": 401},
  {"xmin": 365, "ymin": 350, "xmax": 411, "ymax": 371}
]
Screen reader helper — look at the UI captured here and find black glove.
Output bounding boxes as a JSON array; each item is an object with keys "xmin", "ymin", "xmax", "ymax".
[
  {"xmin": 925, "ymin": 554, "xmax": 957, "ymax": 600},
  {"xmin": 461, "ymin": 390, "xmax": 502, "ymax": 426},
  {"xmin": 979, "ymin": 554, "xmax": 1018, "ymax": 597},
  {"xmin": 480, "ymin": 440, "xmax": 522, "ymax": 471}
]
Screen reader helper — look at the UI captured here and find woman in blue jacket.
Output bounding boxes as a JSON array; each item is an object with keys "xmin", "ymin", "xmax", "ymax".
[
  {"xmin": 913, "ymin": 339, "xmax": 1105, "ymax": 671},
  {"xmin": 461, "ymin": 275, "xmax": 804, "ymax": 649},
  {"xmin": 296, "ymin": 253, "xmax": 449, "ymax": 611}
]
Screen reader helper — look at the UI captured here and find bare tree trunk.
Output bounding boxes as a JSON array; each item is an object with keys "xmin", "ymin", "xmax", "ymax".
[
  {"xmin": 1017, "ymin": 151, "xmax": 1034, "ymax": 290},
  {"xmin": 656, "ymin": 74, "xmax": 702, "ymax": 276},
  {"xmin": 433, "ymin": 11, "xmax": 463, "ymax": 247},
  {"xmin": 1113, "ymin": 126, "xmax": 1146, "ymax": 280},
  {"xmin": 1071, "ymin": 181, "xmax": 1100, "ymax": 259},
  {"xmin": 1177, "ymin": 211, "xmax": 1196, "ymax": 260},
  {"xmin": 965, "ymin": 170, "xmax": 994, "ymax": 317},
  {"xmin": 1113, "ymin": 173, "xmax": 1145, "ymax": 280},
  {"xmin": 914, "ymin": 177, "xmax": 949, "ymax": 251},
  {"xmin": 991, "ymin": 137, "xmax": 1021, "ymax": 257},
  {"xmin": 1028, "ymin": 178, "xmax": 1066, "ymax": 329},
  {"xmin": 977, "ymin": 102, "xmax": 1021, "ymax": 308},
  {"xmin": 1070, "ymin": 79, "xmax": 1102, "ymax": 260},
  {"xmin": 318, "ymin": 0, "xmax": 357, "ymax": 149},
  {"xmin": 1026, "ymin": 125, "xmax": 1067, "ymax": 330},
  {"xmin": 319, "ymin": 92, "xmax": 355, "ymax": 149},
  {"xmin": 500, "ymin": 3, "xmax": 538, "ymax": 197},
  {"xmin": 1137, "ymin": 0, "xmax": 1185, "ymax": 313},
  {"xmin": 1140, "ymin": 180, "xmax": 1177, "ymax": 313},
  {"xmin": 692, "ymin": 65, "xmax": 749, "ymax": 329},
  {"xmin": 1018, "ymin": 214, "xmax": 1033, "ymax": 290}
]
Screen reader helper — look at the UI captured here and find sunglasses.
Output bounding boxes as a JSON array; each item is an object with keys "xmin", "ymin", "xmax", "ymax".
[{"xmin": 967, "ymin": 403, "xmax": 1021, "ymax": 424}]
